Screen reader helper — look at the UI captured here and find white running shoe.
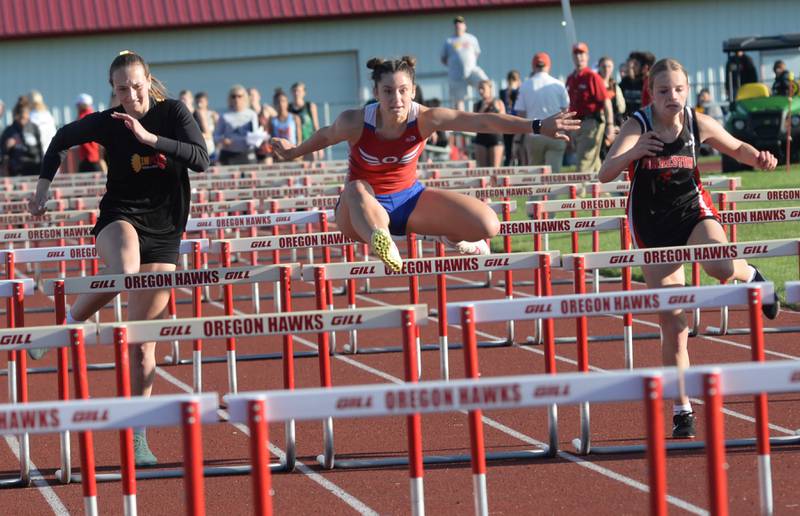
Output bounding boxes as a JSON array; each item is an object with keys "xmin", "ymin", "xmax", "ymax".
[
  {"xmin": 371, "ymin": 228, "xmax": 403, "ymax": 272},
  {"xmin": 436, "ymin": 236, "xmax": 491, "ymax": 256}
]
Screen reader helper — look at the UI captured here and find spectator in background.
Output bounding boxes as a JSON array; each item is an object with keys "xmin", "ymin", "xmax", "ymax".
[
  {"xmin": 289, "ymin": 82, "xmax": 321, "ymax": 161},
  {"xmin": 441, "ymin": 15, "xmax": 488, "ymax": 111},
  {"xmin": 0, "ymin": 98, "xmax": 43, "ymax": 176},
  {"xmin": 472, "ymin": 80, "xmax": 505, "ymax": 167},
  {"xmin": 597, "ymin": 56, "xmax": 626, "ymax": 158},
  {"xmin": 249, "ymin": 87, "xmax": 276, "ymax": 163},
  {"xmin": 0, "ymin": 99, "xmax": 5, "ymax": 131},
  {"xmin": 725, "ymin": 50, "xmax": 758, "ymax": 101},
  {"xmin": 620, "ymin": 54, "xmax": 643, "ymax": 116},
  {"xmin": 75, "ymin": 94, "xmax": 106, "ymax": 172},
  {"xmin": 28, "ymin": 90, "xmax": 57, "ymax": 153},
  {"xmin": 179, "ymin": 90, "xmax": 195, "ymax": 114},
  {"xmin": 214, "ymin": 85, "xmax": 260, "ymax": 165},
  {"xmin": 514, "ymin": 51, "xmax": 569, "ymax": 172},
  {"xmin": 772, "ymin": 60, "xmax": 793, "ymax": 97},
  {"xmin": 194, "ymin": 92, "xmax": 218, "ymax": 162},
  {"xmin": 566, "ymin": 42, "xmax": 613, "ymax": 172},
  {"xmin": 634, "ymin": 51, "xmax": 656, "ymax": 108},
  {"xmin": 499, "ymin": 70, "xmax": 521, "ymax": 165},
  {"xmin": 268, "ymin": 88, "xmax": 303, "ymax": 162}
]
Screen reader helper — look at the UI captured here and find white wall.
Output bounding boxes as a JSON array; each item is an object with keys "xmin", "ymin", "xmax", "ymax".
[{"xmin": 1, "ymin": 0, "xmax": 799, "ymax": 125}]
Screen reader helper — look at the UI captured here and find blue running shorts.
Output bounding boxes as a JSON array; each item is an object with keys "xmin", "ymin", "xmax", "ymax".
[{"xmin": 375, "ymin": 181, "xmax": 426, "ymax": 236}]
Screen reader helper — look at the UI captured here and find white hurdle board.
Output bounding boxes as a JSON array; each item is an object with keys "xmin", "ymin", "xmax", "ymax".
[{"xmin": 0, "ymin": 393, "xmax": 217, "ymax": 435}]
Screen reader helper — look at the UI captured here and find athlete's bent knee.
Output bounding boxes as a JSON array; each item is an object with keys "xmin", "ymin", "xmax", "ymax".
[
  {"xmin": 343, "ymin": 180, "xmax": 374, "ymax": 202},
  {"xmin": 704, "ymin": 261, "xmax": 734, "ymax": 282}
]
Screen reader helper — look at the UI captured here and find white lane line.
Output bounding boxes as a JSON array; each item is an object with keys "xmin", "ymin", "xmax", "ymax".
[
  {"xmin": 3, "ymin": 436, "xmax": 69, "ymax": 515},
  {"xmin": 154, "ymin": 366, "xmax": 379, "ymax": 516}
]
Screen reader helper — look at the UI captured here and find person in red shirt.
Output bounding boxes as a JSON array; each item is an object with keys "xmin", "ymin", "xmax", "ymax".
[
  {"xmin": 75, "ymin": 94, "xmax": 106, "ymax": 172},
  {"xmin": 272, "ymin": 55, "xmax": 579, "ymax": 272},
  {"xmin": 566, "ymin": 42, "xmax": 614, "ymax": 172}
]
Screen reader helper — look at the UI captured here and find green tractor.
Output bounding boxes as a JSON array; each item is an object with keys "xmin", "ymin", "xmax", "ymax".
[{"xmin": 722, "ymin": 34, "xmax": 800, "ymax": 172}]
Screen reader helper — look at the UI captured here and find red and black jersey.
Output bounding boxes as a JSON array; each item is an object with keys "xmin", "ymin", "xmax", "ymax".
[
  {"xmin": 627, "ymin": 106, "xmax": 719, "ymax": 249},
  {"xmin": 348, "ymin": 102, "xmax": 425, "ymax": 195}
]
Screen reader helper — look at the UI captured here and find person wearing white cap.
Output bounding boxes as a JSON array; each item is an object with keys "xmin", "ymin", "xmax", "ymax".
[{"xmin": 75, "ymin": 93, "xmax": 105, "ymax": 172}]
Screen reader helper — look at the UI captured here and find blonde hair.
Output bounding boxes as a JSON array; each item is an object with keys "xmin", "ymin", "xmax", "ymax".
[
  {"xmin": 648, "ymin": 58, "xmax": 689, "ymax": 92},
  {"xmin": 109, "ymin": 51, "xmax": 167, "ymax": 102}
]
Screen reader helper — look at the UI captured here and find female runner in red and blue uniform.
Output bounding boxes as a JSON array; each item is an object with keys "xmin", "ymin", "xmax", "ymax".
[
  {"xmin": 271, "ymin": 56, "xmax": 578, "ymax": 271},
  {"xmin": 599, "ymin": 58, "xmax": 777, "ymax": 439}
]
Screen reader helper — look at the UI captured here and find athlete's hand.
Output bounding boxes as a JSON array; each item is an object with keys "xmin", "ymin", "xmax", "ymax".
[
  {"xmin": 755, "ymin": 150, "xmax": 777, "ymax": 170},
  {"xmin": 28, "ymin": 191, "xmax": 48, "ymax": 216},
  {"xmin": 540, "ymin": 111, "xmax": 581, "ymax": 141},
  {"xmin": 111, "ymin": 112, "xmax": 157, "ymax": 146},
  {"xmin": 270, "ymin": 137, "xmax": 296, "ymax": 161},
  {"xmin": 629, "ymin": 131, "xmax": 664, "ymax": 160}
]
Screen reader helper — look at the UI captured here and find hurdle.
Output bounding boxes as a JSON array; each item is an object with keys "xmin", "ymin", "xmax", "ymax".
[
  {"xmin": 227, "ymin": 357, "xmax": 800, "ymax": 516},
  {"xmin": 301, "ymin": 252, "xmax": 556, "ymax": 380},
  {"xmin": 112, "ymin": 304, "xmax": 425, "ymax": 474},
  {"xmin": 561, "ymin": 238, "xmax": 797, "ymax": 368},
  {"xmin": 0, "ymin": 393, "xmax": 216, "ymax": 515},
  {"xmin": 446, "ymin": 283, "xmax": 781, "ymax": 515},
  {"xmin": 43, "ymin": 263, "xmax": 300, "ymax": 394},
  {"xmin": 0, "ymin": 278, "xmax": 35, "ymax": 488}
]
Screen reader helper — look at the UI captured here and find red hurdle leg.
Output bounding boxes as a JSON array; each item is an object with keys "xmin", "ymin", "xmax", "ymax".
[
  {"xmin": 539, "ymin": 254, "xmax": 558, "ymax": 456},
  {"xmin": 248, "ymin": 400, "xmax": 273, "ymax": 516},
  {"xmin": 192, "ymin": 242, "xmax": 203, "ymax": 393},
  {"xmin": 435, "ymin": 242, "xmax": 449, "ymax": 379},
  {"xmin": 747, "ymin": 287, "xmax": 773, "ymax": 515},
  {"xmin": 461, "ymin": 306, "xmax": 489, "ymax": 515},
  {"xmin": 70, "ymin": 328, "xmax": 98, "ymax": 515},
  {"xmin": 644, "ymin": 376, "xmax": 667, "ymax": 516},
  {"xmin": 402, "ymin": 308, "xmax": 425, "ymax": 516},
  {"xmin": 344, "ymin": 244, "xmax": 358, "ymax": 354},
  {"xmin": 574, "ymin": 257, "xmax": 591, "ymax": 455},
  {"xmin": 620, "ymin": 222, "xmax": 634, "ymax": 368},
  {"xmin": 54, "ymin": 280, "xmax": 72, "ymax": 483},
  {"xmin": 220, "ymin": 242, "xmax": 238, "ymax": 394},
  {"xmin": 182, "ymin": 400, "xmax": 207, "ymax": 516},
  {"xmin": 113, "ymin": 328, "xmax": 137, "ymax": 515},
  {"xmin": 703, "ymin": 371, "xmax": 729, "ymax": 516},
  {"xmin": 314, "ymin": 267, "xmax": 335, "ymax": 469},
  {"xmin": 280, "ymin": 266, "xmax": 297, "ymax": 470},
  {"xmin": 407, "ymin": 233, "xmax": 422, "ymax": 377},
  {"xmin": 501, "ymin": 202, "xmax": 514, "ymax": 342}
]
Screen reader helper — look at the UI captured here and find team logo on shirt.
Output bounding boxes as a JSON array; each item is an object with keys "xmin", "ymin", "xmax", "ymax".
[
  {"xmin": 131, "ymin": 153, "xmax": 167, "ymax": 173},
  {"xmin": 358, "ymin": 144, "xmax": 422, "ymax": 166}
]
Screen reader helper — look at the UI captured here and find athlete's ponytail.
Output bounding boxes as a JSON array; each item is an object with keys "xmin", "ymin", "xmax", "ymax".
[
  {"xmin": 109, "ymin": 50, "xmax": 168, "ymax": 102},
  {"xmin": 366, "ymin": 56, "xmax": 417, "ymax": 86}
]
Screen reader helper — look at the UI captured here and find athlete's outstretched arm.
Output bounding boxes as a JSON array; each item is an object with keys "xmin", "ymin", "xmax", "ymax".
[
  {"xmin": 598, "ymin": 118, "xmax": 663, "ymax": 183},
  {"xmin": 419, "ymin": 107, "xmax": 580, "ymax": 142},
  {"xmin": 271, "ymin": 109, "xmax": 362, "ymax": 161},
  {"xmin": 697, "ymin": 112, "xmax": 777, "ymax": 170}
]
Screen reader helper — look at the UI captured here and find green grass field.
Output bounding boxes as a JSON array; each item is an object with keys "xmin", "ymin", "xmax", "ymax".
[{"xmin": 489, "ymin": 162, "xmax": 800, "ymax": 303}]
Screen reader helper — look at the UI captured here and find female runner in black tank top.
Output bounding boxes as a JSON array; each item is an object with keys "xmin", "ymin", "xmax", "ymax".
[
  {"xmin": 598, "ymin": 58, "xmax": 777, "ymax": 438},
  {"xmin": 28, "ymin": 51, "xmax": 208, "ymax": 464}
]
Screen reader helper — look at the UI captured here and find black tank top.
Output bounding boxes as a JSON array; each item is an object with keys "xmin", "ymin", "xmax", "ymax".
[{"xmin": 627, "ymin": 106, "xmax": 717, "ymax": 248}]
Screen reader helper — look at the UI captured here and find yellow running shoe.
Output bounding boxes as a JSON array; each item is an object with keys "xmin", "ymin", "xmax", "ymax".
[{"xmin": 371, "ymin": 228, "xmax": 403, "ymax": 273}]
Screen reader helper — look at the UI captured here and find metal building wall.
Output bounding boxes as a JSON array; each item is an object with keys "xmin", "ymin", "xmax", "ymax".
[{"xmin": 1, "ymin": 0, "xmax": 798, "ymax": 127}]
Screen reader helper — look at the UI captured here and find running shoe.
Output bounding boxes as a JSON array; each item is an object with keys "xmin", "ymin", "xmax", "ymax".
[
  {"xmin": 133, "ymin": 430, "xmax": 159, "ymax": 467},
  {"xmin": 750, "ymin": 266, "xmax": 780, "ymax": 320},
  {"xmin": 27, "ymin": 347, "xmax": 49, "ymax": 361},
  {"xmin": 435, "ymin": 236, "xmax": 491, "ymax": 256},
  {"xmin": 371, "ymin": 228, "xmax": 403, "ymax": 273},
  {"xmin": 672, "ymin": 411, "xmax": 696, "ymax": 439}
]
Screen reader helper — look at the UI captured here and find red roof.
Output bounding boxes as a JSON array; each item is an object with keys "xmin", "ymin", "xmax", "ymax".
[{"xmin": 0, "ymin": 0, "xmax": 616, "ymax": 40}]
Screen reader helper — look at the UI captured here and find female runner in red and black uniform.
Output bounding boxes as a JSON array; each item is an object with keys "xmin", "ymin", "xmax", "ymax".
[
  {"xmin": 28, "ymin": 51, "xmax": 209, "ymax": 465},
  {"xmin": 599, "ymin": 58, "xmax": 777, "ymax": 439},
  {"xmin": 271, "ymin": 56, "xmax": 578, "ymax": 271}
]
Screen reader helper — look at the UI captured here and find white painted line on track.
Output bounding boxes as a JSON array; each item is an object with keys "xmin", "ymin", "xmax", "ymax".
[{"xmin": 3, "ymin": 436, "xmax": 69, "ymax": 515}]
